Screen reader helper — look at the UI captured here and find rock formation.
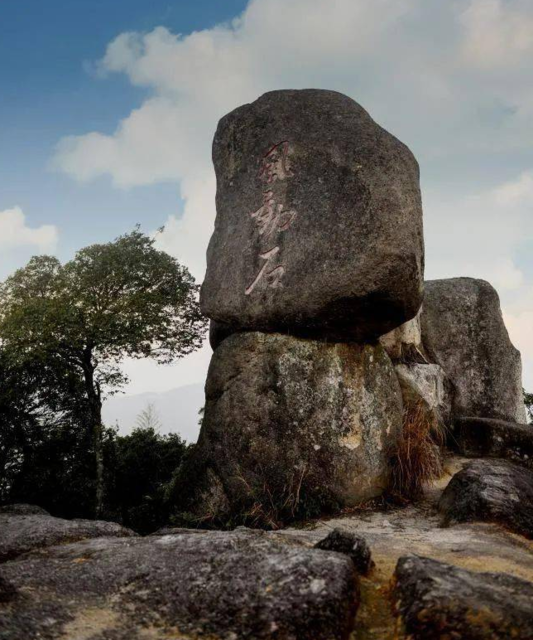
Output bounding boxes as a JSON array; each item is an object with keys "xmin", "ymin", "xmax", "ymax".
[
  {"xmin": 0, "ymin": 508, "xmax": 136, "ymax": 562},
  {"xmin": 201, "ymin": 89, "xmax": 424, "ymax": 343},
  {"xmin": 182, "ymin": 333, "xmax": 403, "ymax": 523},
  {"xmin": 394, "ymin": 555, "xmax": 533, "ymax": 639},
  {"xmin": 453, "ymin": 416, "xmax": 533, "ymax": 469},
  {"xmin": 185, "ymin": 89, "xmax": 428, "ymax": 522},
  {"xmin": 421, "ymin": 277, "xmax": 526, "ymax": 423},
  {"xmin": 439, "ymin": 459, "xmax": 533, "ymax": 538}
]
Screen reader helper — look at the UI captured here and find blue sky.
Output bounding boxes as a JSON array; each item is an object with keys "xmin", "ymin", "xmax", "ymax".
[
  {"xmin": 1, "ymin": 0, "xmax": 533, "ymax": 438},
  {"xmin": 0, "ymin": 0, "xmax": 247, "ymax": 268}
]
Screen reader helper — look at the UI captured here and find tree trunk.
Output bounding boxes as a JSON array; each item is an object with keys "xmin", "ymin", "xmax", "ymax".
[{"xmin": 83, "ymin": 358, "xmax": 105, "ymax": 519}]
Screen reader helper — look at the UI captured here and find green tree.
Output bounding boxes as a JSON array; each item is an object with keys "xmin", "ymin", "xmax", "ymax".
[
  {"xmin": 107, "ymin": 425, "xmax": 189, "ymax": 534},
  {"xmin": 0, "ymin": 229, "xmax": 207, "ymax": 517}
]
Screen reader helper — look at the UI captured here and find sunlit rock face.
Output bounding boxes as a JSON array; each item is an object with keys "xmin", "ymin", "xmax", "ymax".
[
  {"xmin": 201, "ymin": 89, "xmax": 424, "ymax": 343},
  {"xmin": 181, "ymin": 332, "xmax": 403, "ymax": 523},
  {"xmin": 421, "ymin": 277, "xmax": 526, "ymax": 424}
]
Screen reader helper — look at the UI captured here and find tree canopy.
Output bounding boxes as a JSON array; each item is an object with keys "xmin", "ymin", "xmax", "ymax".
[{"xmin": 0, "ymin": 229, "xmax": 207, "ymax": 516}]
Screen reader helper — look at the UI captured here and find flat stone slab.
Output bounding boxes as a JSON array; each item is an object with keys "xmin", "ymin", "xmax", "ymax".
[
  {"xmin": 394, "ymin": 555, "xmax": 533, "ymax": 639},
  {"xmin": 454, "ymin": 416, "xmax": 533, "ymax": 469},
  {"xmin": 202, "ymin": 89, "xmax": 424, "ymax": 343},
  {"xmin": 0, "ymin": 512, "xmax": 136, "ymax": 562},
  {"xmin": 0, "ymin": 530, "xmax": 358, "ymax": 640},
  {"xmin": 439, "ymin": 458, "xmax": 533, "ymax": 539}
]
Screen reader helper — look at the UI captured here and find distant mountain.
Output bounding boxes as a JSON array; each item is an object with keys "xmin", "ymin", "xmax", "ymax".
[{"xmin": 102, "ymin": 383, "xmax": 205, "ymax": 443}]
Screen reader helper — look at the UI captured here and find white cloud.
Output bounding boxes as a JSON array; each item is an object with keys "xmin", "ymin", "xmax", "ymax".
[
  {"xmin": 52, "ymin": 0, "xmax": 533, "ymax": 397},
  {"xmin": 0, "ymin": 207, "xmax": 58, "ymax": 252}
]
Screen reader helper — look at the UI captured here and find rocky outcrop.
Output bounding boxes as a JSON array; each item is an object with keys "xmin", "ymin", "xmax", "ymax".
[
  {"xmin": 0, "ymin": 529, "xmax": 358, "ymax": 640},
  {"xmin": 0, "ymin": 503, "xmax": 49, "ymax": 515},
  {"xmin": 453, "ymin": 417, "xmax": 533, "ymax": 469},
  {"xmin": 394, "ymin": 555, "xmax": 533, "ymax": 639},
  {"xmin": 395, "ymin": 363, "xmax": 453, "ymax": 427},
  {"xmin": 439, "ymin": 459, "xmax": 533, "ymax": 538},
  {"xmin": 202, "ymin": 89, "xmax": 424, "ymax": 343},
  {"xmin": 314, "ymin": 529, "xmax": 373, "ymax": 575},
  {"xmin": 0, "ymin": 510, "xmax": 136, "ymax": 562},
  {"xmin": 380, "ymin": 312, "xmax": 425, "ymax": 362},
  {"xmin": 421, "ymin": 278, "xmax": 526, "ymax": 423},
  {"xmin": 179, "ymin": 332, "xmax": 403, "ymax": 524}
]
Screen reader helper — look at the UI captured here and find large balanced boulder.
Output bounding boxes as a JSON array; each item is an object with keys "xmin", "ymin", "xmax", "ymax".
[
  {"xmin": 179, "ymin": 332, "xmax": 403, "ymax": 524},
  {"xmin": 201, "ymin": 89, "xmax": 424, "ymax": 343},
  {"xmin": 394, "ymin": 555, "xmax": 533, "ymax": 639},
  {"xmin": 438, "ymin": 459, "xmax": 533, "ymax": 539},
  {"xmin": 0, "ymin": 529, "xmax": 358, "ymax": 640},
  {"xmin": 421, "ymin": 278, "xmax": 526, "ymax": 423},
  {"xmin": 453, "ymin": 417, "xmax": 533, "ymax": 469},
  {"xmin": 0, "ymin": 511, "xmax": 136, "ymax": 562}
]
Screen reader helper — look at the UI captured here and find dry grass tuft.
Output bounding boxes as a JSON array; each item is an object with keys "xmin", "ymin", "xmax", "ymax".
[{"xmin": 389, "ymin": 400, "xmax": 445, "ymax": 501}]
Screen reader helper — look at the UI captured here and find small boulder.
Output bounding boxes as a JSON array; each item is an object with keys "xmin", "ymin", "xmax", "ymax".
[
  {"xmin": 315, "ymin": 529, "xmax": 373, "ymax": 575},
  {"xmin": 453, "ymin": 417, "xmax": 533, "ymax": 470},
  {"xmin": 421, "ymin": 278, "xmax": 526, "ymax": 423},
  {"xmin": 0, "ymin": 512, "xmax": 136, "ymax": 562},
  {"xmin": 0, "ymin": 530, "xmax": 358, "ymax": 640},
  {"xmin": 438, "ymin": 459, "xmax": 533, "ymax": 539},
  {"xmin": 394, "ymin": 555, "xmax": 533, "ymax": 639},
  {"xmin": 202, "ymin": 89, "xmax": 424, "ymax": 342},
  {"xmin": 176, "ymin": 332, "xmax": 403, "ymax": 525}
]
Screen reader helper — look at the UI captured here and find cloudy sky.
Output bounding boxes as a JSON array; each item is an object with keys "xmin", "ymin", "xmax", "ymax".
[{"xmin": 1, "ymin": 0, "xmax": 532, "ymax": 438}]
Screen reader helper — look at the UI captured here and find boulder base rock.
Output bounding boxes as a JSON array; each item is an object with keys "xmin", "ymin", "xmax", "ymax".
[
  {"xmin": 395, "ymin": 363, "xmax": 453, "ymax": 427},
  {"xmin": 202, "ymin": 89, "xmax": 424, "ymax": 342},
  {"xmin": 0, "ymin": 530, "xmax": 358, "ymax": 640},
  {"xmin": 421, "ymin": 278, "xmax": 526, "ymax": 423},
  {"xmin": 438, "ymin": 459, "xmax": 533, "ymax": 539},
  {"xmin": 0, "ymin": 512, "xmax": 136, "ymax": 562},
  {"xmin": 179, "ymin": 332, "xmax": 403, "ymax": 525},
  {"xmin": 454, "ymin": 417, "xmax": 533, "ymax": 469},
  {"xmin": 394, "ymin": 555, "xmax": 533, "ymax": 639}
]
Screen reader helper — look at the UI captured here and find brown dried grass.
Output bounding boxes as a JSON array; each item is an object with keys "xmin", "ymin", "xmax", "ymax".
[{"xmin": 389, "ymin": 400, "xmax": 445, "ymax": 501}]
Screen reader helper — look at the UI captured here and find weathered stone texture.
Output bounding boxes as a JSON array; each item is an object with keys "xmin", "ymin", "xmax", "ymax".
[
  {"xmin": 394, "ymin": 555, "xmax": 533, "ymax": 639},
  {"xmin": 453, "ymin": 416, "xmax": 533, "ymax": 469},
  {"xmin": 439, "ymin": 459, "xmax": 533, "ymax": 539},
  {"xmin": 0, "ymin": 530, "xmax": 358, "ymax": 640},
  {"xmin": 379, "ymin": 311, "xmax": 425, "ymax": 362},
  {"xmin": 202, "ymin": 89, "xmax": 424, "ymax": 342},
  {"xmin": 421, "ymin": 277, "xmax": 526, "ymax": 423},
  {"xmin": 395, "ymin": 363, "xmax": 453, "ymax": 427},
  {"xmin": 180, "ymin": 332, "xmax": 403, "ymax": 524},
  {"xmin": 0, "ymin": 512, "xmax": 136, "ymax": 562},
  {"xmin": 314, "ymin": 529, "xmax": 373, "ymax": 575}
]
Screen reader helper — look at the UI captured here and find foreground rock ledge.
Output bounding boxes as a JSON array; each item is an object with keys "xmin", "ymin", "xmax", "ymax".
[
  {"xmin": 0, "ymin": 510, "xmax": 136, "ymax": 563},
  {"xmin": 394, "ymin": 555, "xmax": 533, "ymax": 639},
  {"xmin": 202, "ymin": 88, "xmax": 424, "ymax": 343},
  {"xmin": 0, "ymin": 530, "xmax": 358, "ymax": 640},
  {"xmin": 177, "ymin": 332, "xmax": 403, "ymax": 524}
]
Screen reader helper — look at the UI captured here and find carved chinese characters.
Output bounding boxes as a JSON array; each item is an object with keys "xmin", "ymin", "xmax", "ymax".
[
  {"xmin": 202, "ymin": 89, "xmax": 424, "ymax": 342},
  {"xmin": 246, "ymin": 141, "xmax": 297, "ymax": 295}
]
